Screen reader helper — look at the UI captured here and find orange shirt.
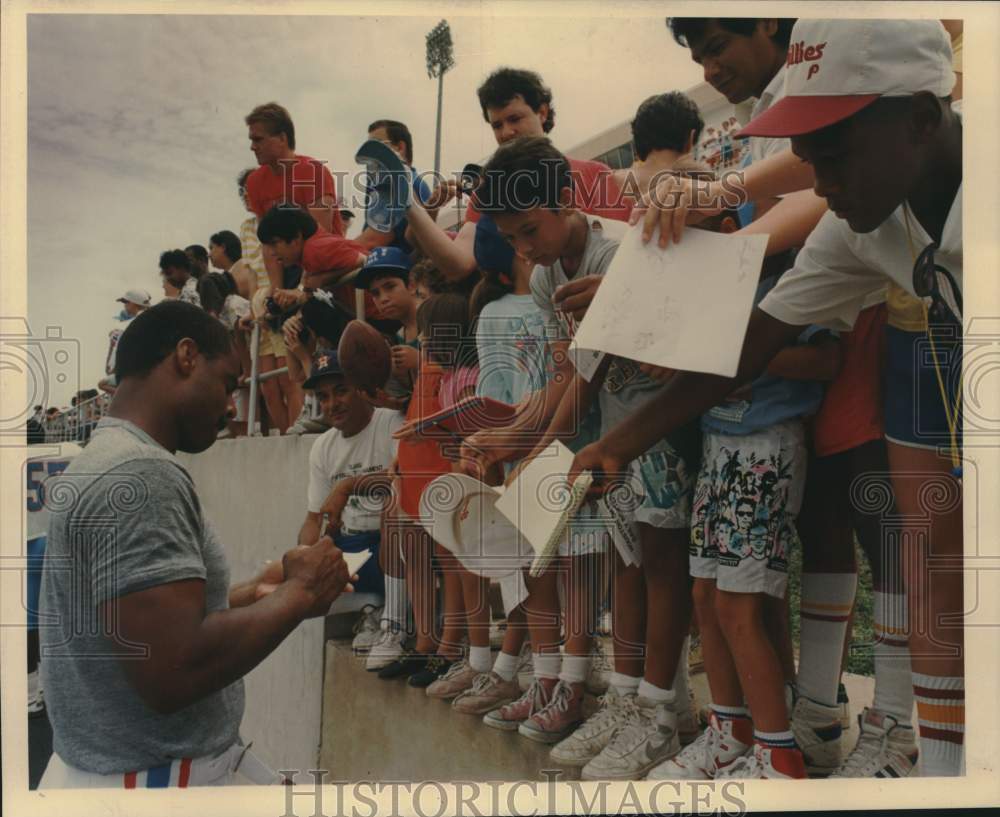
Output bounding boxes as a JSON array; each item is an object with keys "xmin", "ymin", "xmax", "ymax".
[{"xmin": 397, "ymin": 363, "xmax": 452, "ymax": 518}]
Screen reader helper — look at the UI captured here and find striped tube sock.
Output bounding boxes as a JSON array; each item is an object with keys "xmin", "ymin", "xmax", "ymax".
[
  {"xmin": 913, "ymin": 673, "xmax": 964, "ymax": 776},
  {"xmin": 754, "ymin": 728, "xmax": 797, "ymax": 750},
  {"xmin": 711, "ymin": 702, "xmax": 750, "ymax": 721},
  {"xmin": 712, "ymin": 703, "xmax": 753, "ymax": 744},
  {"xmin": 797, "ymin": 572, "xmax": 857, "ymax": 707},
  {"xmin": 872, "ymin": 590, "xmax": 915, "ymax": 726}
]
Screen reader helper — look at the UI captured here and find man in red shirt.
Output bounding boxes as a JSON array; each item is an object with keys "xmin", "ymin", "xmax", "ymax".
[
  {"xmin": 405, "ymin": 68, "xmax": 631, "ymax": 284},
  {"xmin": 244, "ymin": 102, "xmax": 345, "ymax": 291}
]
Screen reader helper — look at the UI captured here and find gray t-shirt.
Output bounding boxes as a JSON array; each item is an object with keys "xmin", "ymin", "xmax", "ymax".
[
  {"xmin": 529, "ymin": 225, "xmax": 618, "ymax": 449},
  {"xmin": 39, "ymin": 417, "xmax": 244, "ymax": 774},
  {"xmin": 530, "ymin": 225, "xmax": 700, "ymax": 467}
]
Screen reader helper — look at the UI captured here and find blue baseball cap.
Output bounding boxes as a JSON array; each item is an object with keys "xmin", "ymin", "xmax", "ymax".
[
  {"xmin": 302, "ymin": 348, "xmax": 344, "ymax": 390},
  {"xmin": 354, "ymin": 245, "xmax": 413, "ymax": 290},
  {"xmin": 474, "ymin": 215, "xmax": 515, "ymax": 278}
]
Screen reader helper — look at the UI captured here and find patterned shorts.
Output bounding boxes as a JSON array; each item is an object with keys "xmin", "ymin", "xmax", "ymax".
[
  {"xmin": 689, "ymin": 419, "xmax": 807, "ymax": 598},
  {"xmin": 630, "ymin": 442, "xmax": 693, "ymax": 530}
]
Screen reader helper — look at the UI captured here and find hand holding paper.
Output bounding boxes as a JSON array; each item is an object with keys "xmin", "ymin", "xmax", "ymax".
[{"xmin": 570, "ymin": 223, "xmax": 767, "ymax": 380}]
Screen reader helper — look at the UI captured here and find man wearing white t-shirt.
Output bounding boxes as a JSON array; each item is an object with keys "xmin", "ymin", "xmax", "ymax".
[
  {"xmin": 573, "ymin": 19, "xmax": 964, "ymax": 778},
  {"xmin": 298, "ymin": 350, "xmax": 409, "ymax": 659}
]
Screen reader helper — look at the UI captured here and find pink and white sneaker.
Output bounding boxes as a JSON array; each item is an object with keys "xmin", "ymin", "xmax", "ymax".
[{"xmin": 646, "ymin": 713, "xmax": 752, "ymax": 780}]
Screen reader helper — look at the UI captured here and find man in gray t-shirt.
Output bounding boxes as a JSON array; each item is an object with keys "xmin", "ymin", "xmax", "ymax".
[{"xmin": 38, "ymin": 300, "xmax": 353, "ymax": 786}]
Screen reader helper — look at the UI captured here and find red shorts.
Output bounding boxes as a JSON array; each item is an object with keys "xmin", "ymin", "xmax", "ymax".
[{"xmin": 812, "ymin": 304, "xmax": 887, "ymax": 457}]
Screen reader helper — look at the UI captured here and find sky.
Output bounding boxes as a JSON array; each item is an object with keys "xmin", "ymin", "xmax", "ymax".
[{"xmin": 25, "ymin": 8, "xmax": 705, "ymax": 406}]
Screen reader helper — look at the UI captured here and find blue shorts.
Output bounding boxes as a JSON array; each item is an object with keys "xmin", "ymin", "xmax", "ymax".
[
  {"xmin": 884, "ymin": 325, "xmax": 963, "ymax": 452},
  {"xmin": 335, "ymin": 530, "xmax": 383, "ymax": 596}
]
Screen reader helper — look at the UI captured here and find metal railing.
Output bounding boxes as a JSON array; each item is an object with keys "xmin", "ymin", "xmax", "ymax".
[
  {"xmin": 38, "ymin": 392, "xmax": 112, "ymax": 444},
  {"xmin": 245, "ymin": 274, "xmax": 364, "ymax": 437}
]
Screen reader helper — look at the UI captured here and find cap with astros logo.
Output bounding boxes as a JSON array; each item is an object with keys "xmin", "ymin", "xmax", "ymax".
[
  {"xmin": 737, "ymin": 19, "xmax": 955, "ymax": 138},
  {"xmin": 302, "ymin": 348, "xmax": 344, "ymax": 390}
]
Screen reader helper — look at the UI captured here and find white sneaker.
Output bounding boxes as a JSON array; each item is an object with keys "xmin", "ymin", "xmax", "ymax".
[
  {"xmin": 550, "ymin": 686, "xmax": 636, "ymax": 766},
  {"xmin": 646, "ymin": 713, "xmax": 752, "ymax": 780},
  {"xmin": 365, "ymin": 627, "xmax": 405, "ymax": 671},
  {"xmin": 585, "ymin": 640, "xmax": 612, "ymax": 696},
  {"xmin": 831, "ymin": 708, "xmax": 919, "ymax": 778},
  {"xmin": 581, "ymin": 697, "xmax": 680, "ymax": 781},
  {"xmin": 791, "ymin": 694, "xmax": 844, "ymax": 776},
  {"xmin": 351, "ymin": 605, "xmax": 384, "ymax": 654},
  {"xmin": 717, "ymin": 742, "xmax": 807, "ymax": 779}
]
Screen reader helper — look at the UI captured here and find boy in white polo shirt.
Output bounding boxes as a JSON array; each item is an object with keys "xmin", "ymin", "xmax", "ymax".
[{"xmin": 573, "ymin": 19, "xmax": 964, "ymax": 778}]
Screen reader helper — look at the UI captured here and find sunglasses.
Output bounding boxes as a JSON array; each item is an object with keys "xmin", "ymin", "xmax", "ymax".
[{"xmin": 913, "ymin": 243, "xmax": 962, "ymax": 325}]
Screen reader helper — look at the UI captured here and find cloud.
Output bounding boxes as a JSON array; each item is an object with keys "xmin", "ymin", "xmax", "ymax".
[{"xmin": 25, "ymin": 11, "xmax": 704, "ymax": 405}]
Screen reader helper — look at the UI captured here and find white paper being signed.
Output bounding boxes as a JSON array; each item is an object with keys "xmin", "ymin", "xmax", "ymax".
[{"xmin": 570, "ymin": 224, "xmax": 767, "ymax": 378}]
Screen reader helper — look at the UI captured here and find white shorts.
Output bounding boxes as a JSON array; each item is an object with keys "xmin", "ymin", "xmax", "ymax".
[
  {"xmin": 38, "ymin": 739, "xmax": 284, "ymax": 789},
  {"xmin": 689, "ymin": 419, "xmax": 806, "ymax": 599}
]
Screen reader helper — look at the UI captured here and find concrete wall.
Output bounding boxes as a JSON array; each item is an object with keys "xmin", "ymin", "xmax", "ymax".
[{"xmin": 179, "ymin": 434, "xmax": 325, "ymax": 777}]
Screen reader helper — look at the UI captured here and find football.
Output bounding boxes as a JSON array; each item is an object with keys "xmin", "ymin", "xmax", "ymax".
[{"xmin": 337, "ymin": 319, "xmax": 392, "ymax": 395}]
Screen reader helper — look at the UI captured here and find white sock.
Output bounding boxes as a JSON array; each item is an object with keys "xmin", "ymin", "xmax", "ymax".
[
  {"xmin": 493, "ymin": 650, "xmax": 519, "ymax": 682},
  {"xmin": 469, "ymin": 645, "xmax": 492, "ymax": 673},
  {"xmin": 382, "ymin": 576, "xmax": 408, "ymax": 630},
  {"xmin": 534, "ymin": 652, "xmax": 561, "ymax": 680},
  {"xmin": 797, "ymin": 572, "xmax": 857, "ymax": 706},
  {"xmin": 670, "ymin": 636, "xmax": 692, "ymax": 709},
  {"xmin": 610, "ymin": 671, "xmax": 641, "ymax": 698},
  {"xmin": 872, "ymin": 589, "xmax": 915, "ymax": 726},
  {"xmin": 559, "ymin": 654, "xmax": 590, "ymax": 685},
  {"xmin": 913, "ymin": 673, "xmax": 964, "ymax": 776},
  {"xmin": 638, "ymin": 678, "xmax": 675, "ymax": 704}
]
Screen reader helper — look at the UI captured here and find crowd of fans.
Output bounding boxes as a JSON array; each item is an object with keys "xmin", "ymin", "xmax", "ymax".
[{"xmin": 35, "ymin": 15, "xmax": 967, "ymax": 786}]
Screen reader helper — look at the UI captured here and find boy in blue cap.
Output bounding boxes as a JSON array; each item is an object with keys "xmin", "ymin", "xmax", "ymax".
[{"xmin": 355, "ymin": 247, "xmax": 421, "ymax": 409}]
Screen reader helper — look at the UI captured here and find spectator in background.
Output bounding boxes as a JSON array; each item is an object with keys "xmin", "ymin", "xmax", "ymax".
[
  {"xmin": 159, "ymin": 250, "xmax": 201, "ymax": 306},
  {"xmin": 209, "ymin": 230, "xmax": 254, "ymax": 299},
  {"xmin": 340, "ymin": 209, "xmax": 356, "ymax": 237},
  {"xmin": 244, "ymin": 102, "xmax": 344, "ymax": 302},
  {"xmin": 185, "ymin": 245, "xmax": 210, "ymax": 279},
  {"xmin": 358, "ymin": 119, "xmax": 442, "ymax": 254},
  {"xmin": 404, "ymin": 67, "xmax": 630, "ymax": 285},
  {"xmin": 199, "ymin": 273, "xmax": 252, "ymax": 437},
  {"xmin": 100, "ymin": 288, "xmax": 151, "ymax": 395}
]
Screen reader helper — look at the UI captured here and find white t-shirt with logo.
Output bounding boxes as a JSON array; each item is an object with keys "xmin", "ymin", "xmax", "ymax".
[{"xmin": 307, "ymin": 408, "xmax": 403, "ymax": 533}]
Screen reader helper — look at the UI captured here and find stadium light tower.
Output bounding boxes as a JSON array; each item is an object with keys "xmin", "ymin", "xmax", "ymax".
[{"xmin": 426, "ymin": 19, "xmax": 455, "ymax": 177}]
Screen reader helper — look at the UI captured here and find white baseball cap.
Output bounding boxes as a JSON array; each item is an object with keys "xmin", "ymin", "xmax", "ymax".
[
  {"xmin": 739, "ymin": 19, "xmax": 955, "ymax": 138},
  {"xmin": 118, "ymin": 288, "xmax": 152, "ymax": 306},
  {"xmin": 418, "ymin": 473, "xmax": 532, "ymax": 579}
]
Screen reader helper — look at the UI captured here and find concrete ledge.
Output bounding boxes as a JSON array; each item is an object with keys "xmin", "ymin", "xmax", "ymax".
[{"xmin": 320, "ymin": 640, "xmax": 559, "ymax": 781}]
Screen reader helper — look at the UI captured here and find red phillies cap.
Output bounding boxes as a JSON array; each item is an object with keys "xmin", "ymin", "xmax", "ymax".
[{"xmin": 738, "ymin": 19, "xmax": 955, "ymax": 138}]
